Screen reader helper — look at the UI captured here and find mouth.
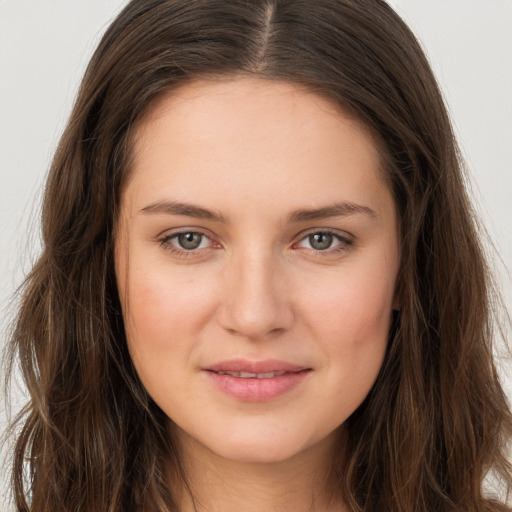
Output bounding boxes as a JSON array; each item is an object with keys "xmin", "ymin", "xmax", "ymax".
[
  {"xmin": 202, "ymin": 359, "xmax": 312, "ymax": 401},
  {"xmin": 208, "ymin": 370, "xmax": 290, "ymax": 378},
  {"xmin": 204, "ymin": 358, "xmax": 310, "ymax": 374}
]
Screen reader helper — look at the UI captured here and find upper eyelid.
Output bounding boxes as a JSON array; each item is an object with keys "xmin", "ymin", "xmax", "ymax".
[
  {"xmin": 294, "ymin": 227, "xmax": 353, "ymax": 242},
  {"xmin": 157, "ymin": 227, "xmax": 215, "ymax": 241},
  {"xmin": 157, "ymin": 227, "xmax": 354, "ymax": 248},
  {"xmin": 158, "ymin": 231, "xmax": 216, "ymax": 256},
  {"xmin": 160, "ymin": 231, "xmax": 215, "ymax": 247}
]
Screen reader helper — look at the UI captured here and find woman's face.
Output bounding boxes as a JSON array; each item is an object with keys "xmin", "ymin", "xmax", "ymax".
[{"xmin": 115, "ymin": 77, "xmax": 399, "ymax": 464}]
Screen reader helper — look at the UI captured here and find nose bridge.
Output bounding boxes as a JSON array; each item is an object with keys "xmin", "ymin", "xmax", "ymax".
[{"xmin": 218, "ymin": 243, "xmax": 292, "ymax": 338}]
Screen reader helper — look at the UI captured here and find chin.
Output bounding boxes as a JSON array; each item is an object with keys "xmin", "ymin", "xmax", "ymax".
[
  {"xmin": 176, "ymin": 421, "xmax": 334, "ymax": 466},
  {"xmin": 217, "ymin": 439, "xmax": 302, "ymax": 464}
]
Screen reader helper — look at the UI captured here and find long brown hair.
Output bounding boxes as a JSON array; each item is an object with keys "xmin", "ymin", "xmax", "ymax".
[{"xmin": 5, "ymin": 0, "xmax": 512, "ymax": 511}]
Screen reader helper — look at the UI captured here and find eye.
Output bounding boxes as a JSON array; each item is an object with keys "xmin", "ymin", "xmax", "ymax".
[
  {"xmin": 296, "ymin": 231, "xmax": 352, "ymax": 252},
  {"xmin": 175, "ymin": 232, "xmax": 207, "ymax": 250},
  {"xmin": 160, "ymin": 231, "xmax": 213, "ymax": 252},
  {"xmin": 305, "ymin": 233, "xmax": 335, "ymax": 251}
]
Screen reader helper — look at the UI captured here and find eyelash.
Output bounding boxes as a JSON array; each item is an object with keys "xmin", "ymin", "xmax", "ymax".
[
  {"xmin": 158, "ymin": 229, "xmax": 354, "ymax": 259},
  {"xmin": 296, "ymin": 230, "xmax": 354, "ymax": 254},
  {"xmin": 158, "ymin": 231, "xmax": 217, "ymax": 259}
]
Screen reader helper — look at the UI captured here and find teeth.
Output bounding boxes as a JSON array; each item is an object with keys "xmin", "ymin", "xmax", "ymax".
[
  {"xmin": 257, "ymin": 371, "xmax": 286, "ymax": 378},
  {"xmin": 215, "ymin": 371, "xmax": 286, "ymax": 378}
]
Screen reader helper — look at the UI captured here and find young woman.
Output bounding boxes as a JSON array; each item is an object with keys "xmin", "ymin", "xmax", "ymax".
[{"xmin": 5, "ymin": 1, "xmax": 512, "ymax": 511}]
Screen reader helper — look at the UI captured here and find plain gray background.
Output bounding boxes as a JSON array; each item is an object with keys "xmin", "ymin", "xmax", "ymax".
[{"xmin": 1, "ymin": 1, "xmax": 511, "ymax": 509}]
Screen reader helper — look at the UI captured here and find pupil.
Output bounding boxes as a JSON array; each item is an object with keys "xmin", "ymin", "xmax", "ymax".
[
  {"xmin": 179, "ymin": 233, "xmax": 201, "ymax": 250},
  {"xmin": 310, "ymin": 233, "xmax": 332, "ymax": 250}
]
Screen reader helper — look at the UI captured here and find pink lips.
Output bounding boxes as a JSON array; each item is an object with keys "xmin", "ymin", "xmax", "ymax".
[{"xmin": 202, "ymin": 359, "xmax": 312, "ymax": 402}]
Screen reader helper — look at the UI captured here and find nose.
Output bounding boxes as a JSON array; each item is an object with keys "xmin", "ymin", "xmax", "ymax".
[{"xmin": 217, "ymin": 249, "xmax": 294, "ymax": 339}]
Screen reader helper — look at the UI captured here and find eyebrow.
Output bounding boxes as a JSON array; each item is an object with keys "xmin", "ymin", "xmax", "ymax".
[
  {"xmin": 140, "ymin": 200, "xmax": 376, "ymax": 223},
  {"xmin": 140, "ymin": 200, "xmax": 226, "ymax": 222},
  {"xmin": 288, "ymin": 201, "xmax": 377, "ymax": 222}
]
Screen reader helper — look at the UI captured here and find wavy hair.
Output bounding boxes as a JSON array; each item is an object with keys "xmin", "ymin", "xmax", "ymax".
[{"xmin": 5, "ymin": 0, "xmax": 512, "ymax": 511}]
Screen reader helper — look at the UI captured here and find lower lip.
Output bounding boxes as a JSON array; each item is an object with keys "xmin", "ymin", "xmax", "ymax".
[{"xmin": 203, "ymin": 370, "xmax": 312, "ymax": 402}]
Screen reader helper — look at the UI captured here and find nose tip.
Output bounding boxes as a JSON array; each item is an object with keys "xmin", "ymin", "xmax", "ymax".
[
  {"xmin": 217, "ymin": 255, "xmax": 293, "ymax": 339},
  {"xmin": 221, "ymin": 302, "xmax": 291, "ymax": 339}
]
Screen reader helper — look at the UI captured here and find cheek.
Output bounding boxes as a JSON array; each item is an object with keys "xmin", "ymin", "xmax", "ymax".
[
  {"xmin": 118, "ymin": 262, "xmax": 221, "ymax": 404},
  {"xmin": 300, "ymin": 259, "xmax": 395, "ymax": 388},
  {"xmin": 122, "ymin": 262, "xmax": 219, "ymax": 348},
  {"xmin": 301, "ymin": 265, "xmax": 394, "ymax": 421},
  {"xmin": 306, "ymin": 263, "xmax": 394, "ymax": 341}
]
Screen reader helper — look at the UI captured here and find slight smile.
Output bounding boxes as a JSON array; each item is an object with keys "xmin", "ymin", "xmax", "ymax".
[{"xmin": 202, "ymin": 359, "xmax": 313, "ymax": 402}]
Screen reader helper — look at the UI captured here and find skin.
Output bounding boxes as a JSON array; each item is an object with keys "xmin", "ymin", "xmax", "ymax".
[{"xmin": 115, "ymin": 77, "xmax": 400, "ymax": 512}]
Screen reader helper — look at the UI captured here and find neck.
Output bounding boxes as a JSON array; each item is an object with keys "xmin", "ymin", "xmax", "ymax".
[{"xmin": 168, "ymin": 427, "xmax": 348, "ymax": 512}]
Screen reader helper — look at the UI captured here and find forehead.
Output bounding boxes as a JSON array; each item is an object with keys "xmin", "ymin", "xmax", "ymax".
[
  {"xmin": 123, "ymin": 77, "xmax": 391, "ymax": 220},
  {"xmin": 131, "ymin": 77, "xmax": 383, "ymax": 161}
]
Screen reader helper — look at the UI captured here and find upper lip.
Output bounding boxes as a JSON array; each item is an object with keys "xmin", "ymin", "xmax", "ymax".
[{"xmin": 204, "ymin": 359, "xmax": 310, "ymax": 374}]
